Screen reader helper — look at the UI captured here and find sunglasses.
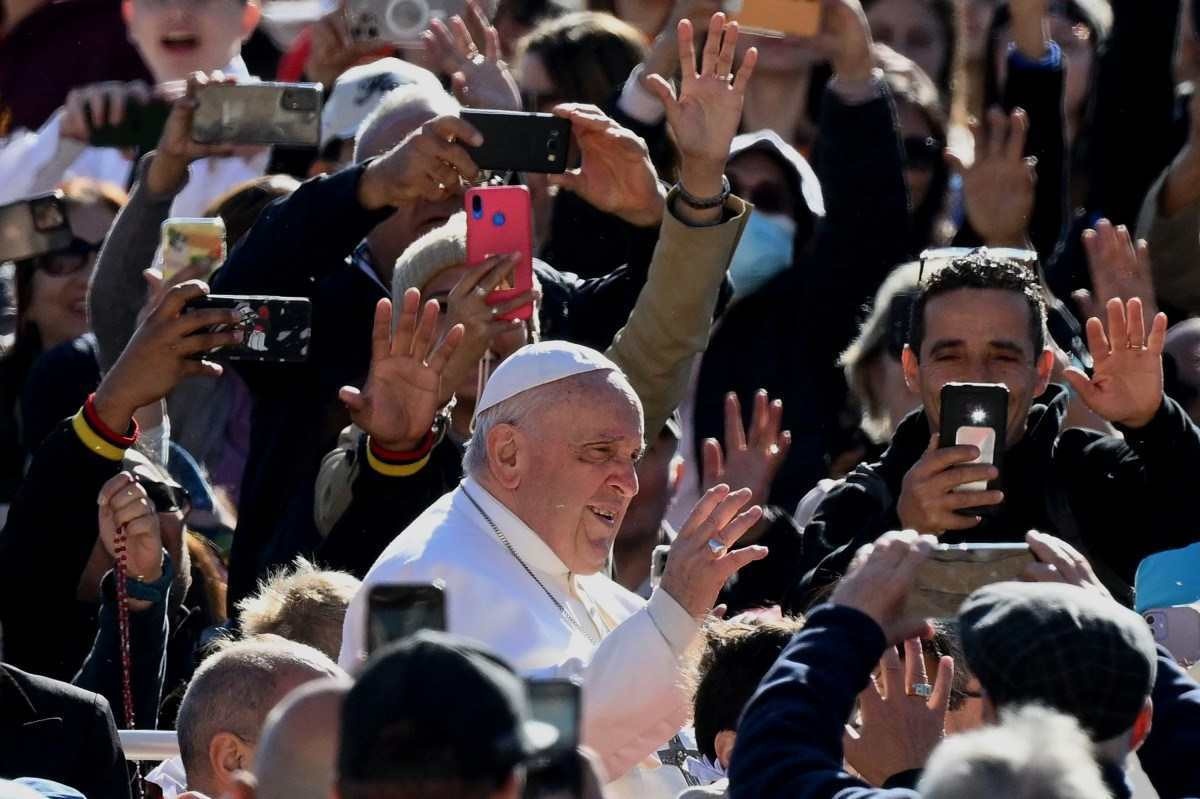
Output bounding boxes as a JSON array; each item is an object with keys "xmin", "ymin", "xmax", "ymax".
[
  {"xmin": 34, "ymin": 237, "xmax": 102, "ymax": 277},
  {"xmin": 903, "ymin": 136, "xmax": 944, "ymax": 171},
  {"xmin": 917, "ymin": 246, "xmax": 1039, "ymax": 284}
]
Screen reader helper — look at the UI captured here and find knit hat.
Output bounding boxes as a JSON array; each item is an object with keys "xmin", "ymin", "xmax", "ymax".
[
  {"xmin": 958, "ymin": 581, "xmax": 1157, "ymax": 741},
  {"xmin": 391, "ymin": 213, "xmax": 468, "ymax": 326}
]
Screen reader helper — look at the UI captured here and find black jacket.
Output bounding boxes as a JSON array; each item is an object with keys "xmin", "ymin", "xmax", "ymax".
[
  {"xmin": 727, "ymin": 604, "xmax": 1200, "ymax": 799},
  {"xmin": 794, "ymin": 386, "xmax": 1200, "ymax": 608},
  {"xmin": 0, "ymin": 663, "xmax": 131, "ymax": 799},
  {"xmin": 214, "ymin": 160, "xmax": 661, "ymax": 615},
  {"xmin": 693, "ymin": 84, "xmax": 911, "ymax": 512}
]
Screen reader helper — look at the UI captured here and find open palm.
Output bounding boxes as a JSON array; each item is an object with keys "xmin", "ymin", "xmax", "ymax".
[
  {"xmin": 340, "ymin": 290, "xmax": 464, "ymax": 451},
  {"xmin": 646, "ymin": 13, "xmax": 758, "ymax": 167},
  {"xmin": 1064, "ymin": 297, "xmax": 1168, "ymax": 429}
]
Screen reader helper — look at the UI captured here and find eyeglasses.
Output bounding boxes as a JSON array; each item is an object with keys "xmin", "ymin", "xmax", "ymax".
[
  {"xmin": 34, "ymin": 237, "xmax": 103, "ymax": 277},
  {"xmin": 917, "ymin": 246, "xmax": 1039, "ymax": 284},
  {"xmin": 903, "ymin": 136, "xmax": 944, "ymax": 171}
]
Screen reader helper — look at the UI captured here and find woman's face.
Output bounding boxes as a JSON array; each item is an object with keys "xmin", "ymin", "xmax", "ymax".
[
  {"xmin": 24, "ymin": 200, "xmax": 114, "ymax": 349},
  {"xmin": 896, "ymin": 100, "xmax": 939, "ymax": 210},
  {"xmin": 993, "ymin": 14, "xmax": 1095, "ymax": 130},
  {"xmin": 867, "ymin": 0, "xmax": 949, "ymax": 88}
]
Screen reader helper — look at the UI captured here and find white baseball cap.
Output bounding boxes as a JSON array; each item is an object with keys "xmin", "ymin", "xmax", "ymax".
[
  {"xmin": 474, "ymin": 341, "xmax": 620, "ymax": 418},
  {"xmin": 320, "ymin": 57, "xmax": 443, "ymax": 149}
]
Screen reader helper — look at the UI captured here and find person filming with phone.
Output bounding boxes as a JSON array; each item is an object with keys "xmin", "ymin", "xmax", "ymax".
[{"xmin": 796, "ymin": 250, "xmax": 1200, "ymax": 605}]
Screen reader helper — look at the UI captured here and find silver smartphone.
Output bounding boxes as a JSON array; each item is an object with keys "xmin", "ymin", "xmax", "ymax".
[
  {"xmin": 191, "ymin": 82, "xmax": 323, "ymax": 147},
  {"xmin": 346, "ymin": 0, "xmax": 472, "ymax": 45},
  {"xmin": 905, "ymin": 543, "xmax": 1036, "ymax": 619}
]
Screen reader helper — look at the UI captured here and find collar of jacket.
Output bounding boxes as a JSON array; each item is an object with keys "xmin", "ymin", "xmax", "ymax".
[
  {"xmin": 874, "ymin": 384, "xmax": 1071, "ymax": 490},
  {"xmin": 0, "ymin": 664, "xmax": 41, "ymax": 727}
]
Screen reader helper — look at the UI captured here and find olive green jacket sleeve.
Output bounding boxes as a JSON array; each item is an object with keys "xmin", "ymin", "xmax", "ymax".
[
  {"xmin": 606, "ymin": 189, "xmax": 751, "ymax": 440},
  {"xmin": 1137, "ymin": 169, "xmax": 1200, "ymax": 314}
]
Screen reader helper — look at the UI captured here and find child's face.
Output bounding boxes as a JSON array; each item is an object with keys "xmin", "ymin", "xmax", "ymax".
[{"xmin": 123, "ymin": 0, "xmax": 260, "ymax": 82}]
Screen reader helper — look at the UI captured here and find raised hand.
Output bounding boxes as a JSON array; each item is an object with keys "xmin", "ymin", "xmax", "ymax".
[
  {"xmin": 946, "ymin": 107, "xmax": 1035, "ymax": 248},
  {"xmin": 701, "ymin": 390, "xmax": 791, "ymax": 505},
  {"xmin": 146, "ymin": 71, "xmax": 242, "ymax": 194},
  {"xmin": 547, "ymin": 104, "xmax": 665, "ymax": 228},
  {"xmin": 1063, "ymin": 297, "xmax": 1168, "ymax": 429},
  {"xmin": 60, "ymin": 80, "xmax": 154, "ymax": 142},
  {"xmin": 1022, "ymin": 530, "xmax": 1112, "ymax": 600},
  {"xmin": 339, "ymin": 290, "xmax": 465, "ymax": 451},
  {"xmin": 357, "ymin": 116, "xmax": 483, "ymax": 208},
  {"xmin": 811, "ymin": 0, "xmax": 875, "ymax": 82},
  {"xmin": 437, "ymin": 253, "xmax": 535, "ymax": 403},
  {"xmin": 306, "ymin": 3, "xmax": 384, "ymax": 89},
  {"xmin": 97, "ymin": 473, "xmax": 166, "ymax": 591},
  {"xmin": 93, "ymin": 282, "xmax": 243, "ymax": 434},
  {"xmin": 830, "ymin": 530, "xmax": 938, "ymax": 644},
  {"xmin": 844, "ymin": 640, "xmax": 953, "ymax": 786},
  {"xmin": 645, "ymin": 12, "xmax": 757, "ymax": 205},
  {"xmin": 1074, "ymin": 219, "xmax": 1159, "ymax": 331},
  {"xmin": 424, "ymin": 2, "xmax": 520, "ymax": 111},
  {"xmin": 659, "ymin": 484, "xmax": 766, "ymax": 618}
]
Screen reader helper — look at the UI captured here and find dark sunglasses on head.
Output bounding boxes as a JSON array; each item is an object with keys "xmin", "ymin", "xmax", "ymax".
[
  {"xmin": 903, "ymin": 136, "xmax": 944, "ymax": 171},
  {"xmin": 34, "ymin": 237, "xmax": 102, "ymax": 277}
]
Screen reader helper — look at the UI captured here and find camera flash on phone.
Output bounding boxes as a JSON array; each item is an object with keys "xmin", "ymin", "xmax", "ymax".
[{"xmin": 969, "ymin": 406, "xmax": 988, "ymax": 424}]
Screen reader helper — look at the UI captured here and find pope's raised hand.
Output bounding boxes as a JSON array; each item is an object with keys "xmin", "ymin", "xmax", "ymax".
[
  {"xmin": 339, "ymin": 290, "xmax": 465, "ymax": 451},
  {"xmin": 1064, "ymin": 297, "xmax": 1168, "ymax": 429},
  {"xmin": 658, "ymin": 484, "xmax": 766, "ymax": 618}
]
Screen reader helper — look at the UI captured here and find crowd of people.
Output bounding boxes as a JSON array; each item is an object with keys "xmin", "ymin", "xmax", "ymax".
[{"xmin": 2, "ymin": 0, "xmax": 1200, "ymax": 796}]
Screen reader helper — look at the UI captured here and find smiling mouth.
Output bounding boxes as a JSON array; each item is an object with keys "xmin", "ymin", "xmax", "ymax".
[
  {"xmin": 588, "ymin": 506, "xmax": 617, "ymax": 525},
  {"xmin": 161, "ymin": 32, "xmax": 200, "ymax": 53}
]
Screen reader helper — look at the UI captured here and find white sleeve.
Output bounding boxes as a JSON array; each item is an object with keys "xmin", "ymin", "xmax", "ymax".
[
  {"xmin": 0, "ymin": 112, "xmax": 89, "ymax": 203},
  {"xmin": 616, "ymin": 65, "xmax": 666, "ymax": 126},
  {"xmin": 548, "ymin": 589, "xmax": 699, "ymax": 781}
]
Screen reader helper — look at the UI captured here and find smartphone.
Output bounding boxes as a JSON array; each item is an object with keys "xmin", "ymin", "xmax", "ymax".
[
  {"xmin": 160, "ymin": 218, "xmax": 227, "ymax": 282},
  {"xmin": 461, "ymin": 109, "xmax": 571, "ymax": 175},
  {"xmin": 183, "ymin": 294, "xmax": 311, "ymax": 363},
  {"xmin": 87, "ymin": 99, "xmax": 171, "ymax": 150},
  {"xmin": 0, "ymin": 192, "xmax": 73, "ymax": 262},
  {"xmin": 905, "ymin": 543, "xmax": 1036, "ymax": 619},
  {"xmin": 465, "ymin": 186, "xmax": 534, "ymax": 321},
  {"xmin": 650, "ymin": 545, "xmax": 671, "ymax": 590},
  {"xmin": 346, "ymin": 0, "xmax": 470, "ymax": 45},
  {"xmin": 192, "ymin": 83, "xmax": 323, "ymax": 147},
  {"xmin": 524, "ymin": 678, "xmax": 583, "ymax": 799},
  {"xmin": 726, "ymin": 0, "xmax": 822, "ymax": 38},
  {"xmin": 1145, "ymin": 604, "xmax": 1200, "ymax": 666},
  {"xmin": 366, "ymin": 582, "xmax": 447, "ymax": 654},
  {"xmin": 939, "ymin": 382, "xmax": 1008, "ymax": 515}
]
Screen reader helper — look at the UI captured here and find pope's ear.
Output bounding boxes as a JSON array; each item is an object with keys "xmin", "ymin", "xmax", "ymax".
[{"xmin": 486, "ymin": 423, "xmax": 527, "ymax": 489}]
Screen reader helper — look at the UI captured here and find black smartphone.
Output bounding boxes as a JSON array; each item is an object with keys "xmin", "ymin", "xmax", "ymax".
[
  {"xmin": 938, "ymin": 382, "xmax": 1008, "ymax": 517},
  {"xmin": 524, "ymin": 678, "xmax": 583, "ymax": 799},
  {"xmin": 192, "ymin": 83, "xmax": 323, "ymax": 147},
  {"xmin": 87, "ymin": 99, "xmax": 171, "ymax": 150},
  {"xmin": 461, "ymin": 109, "xmax": 571, "ymax": 174},
  {"xmin": 905, "ymin": 543, "xmax": 1036, "ymax": 619},
  {"xmin": 366, "ymin": 582, "xmax": 447, "ymax": 655},
  {"xmin": 0, "ymin": 192, "xmax": 72, "ymax": 262},
  {"xmin": 183, "ymin": 295, "xmax": 311, "ymax": 363}
]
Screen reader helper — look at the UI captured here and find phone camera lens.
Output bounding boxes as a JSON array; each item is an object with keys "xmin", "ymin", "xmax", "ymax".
[
  {"xmin": 492, "ymin": 211, "xmax": 506, "ymax": 226},
  {"xmin": 471, "ymin": 195, "xmax": 483, "ymax": 219}
]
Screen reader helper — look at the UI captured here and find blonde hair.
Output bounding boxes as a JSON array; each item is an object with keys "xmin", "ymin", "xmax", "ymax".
[{"xmin": 237, "ymin": 557, "xmax": 361, "ymax": 659}]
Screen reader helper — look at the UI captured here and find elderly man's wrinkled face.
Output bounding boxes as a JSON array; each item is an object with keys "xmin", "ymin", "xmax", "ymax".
[{"xmin": 513, "ymin": 373, "xmax": 644, "ymax": 575}]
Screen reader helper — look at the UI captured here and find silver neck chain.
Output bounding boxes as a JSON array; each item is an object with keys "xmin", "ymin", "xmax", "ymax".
[{"xmin": 462, "ymin": 487, "xmax": 600, "ymax": 645}]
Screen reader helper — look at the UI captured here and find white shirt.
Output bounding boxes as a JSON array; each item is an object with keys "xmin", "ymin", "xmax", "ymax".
[
  {"xmin": 0, "ymin": 58, "xmax": 269, "ymax": 217},
  {"xmin": 338, "ymin": 478, "xmax": 700, "ymax": 798}
]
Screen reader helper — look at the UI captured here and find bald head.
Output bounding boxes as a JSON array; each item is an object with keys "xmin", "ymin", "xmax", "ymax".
[{"xmin": 254, "ymin": 677, "xmax": 351, "ymax": 799}]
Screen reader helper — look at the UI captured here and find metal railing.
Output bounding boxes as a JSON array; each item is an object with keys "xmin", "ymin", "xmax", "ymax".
[{"xmin": 118, "ymin": 730, "xmax": 179, "ymax": 761}]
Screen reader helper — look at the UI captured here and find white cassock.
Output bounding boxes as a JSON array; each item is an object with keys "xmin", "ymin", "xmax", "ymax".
[{"xmin": 339, "ymin": 477, "xmax": 698, "ymax": 799}]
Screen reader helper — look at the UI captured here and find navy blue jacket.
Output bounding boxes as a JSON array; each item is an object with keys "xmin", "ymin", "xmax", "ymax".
[{"xmin": 728, "ymin": 604, "xmax": 1200, "ymax": 799}]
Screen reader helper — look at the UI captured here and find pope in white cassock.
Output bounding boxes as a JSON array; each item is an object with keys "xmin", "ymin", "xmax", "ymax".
[{"xmin": 338, "ymin": 341, "xmax": 769, "ymax": 797}]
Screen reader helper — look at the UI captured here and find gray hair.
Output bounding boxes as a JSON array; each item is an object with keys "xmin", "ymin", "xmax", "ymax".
[
  {"xmin": 176, "ymin": 636, "xmax": 344, "ymax": 787},
  {"xmin": 354, "ymin": 85, "xmax": 461, "ymax": 162},
  {"xmin": 462, "ymin": 370, "xmax": 640, "ymax": 476},
  {"xmin": 918, "ymin": 705, "xmax": 1112, "ymax": 799}
]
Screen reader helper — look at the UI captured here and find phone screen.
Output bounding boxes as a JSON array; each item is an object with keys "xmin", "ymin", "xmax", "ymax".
[
  {"xmin": 527, "ymin": 680, "xmax": 580, "ymax": 749},
  {"xmin": 366, "ymin": 583, "xmax": 447, "ymax": 654}
]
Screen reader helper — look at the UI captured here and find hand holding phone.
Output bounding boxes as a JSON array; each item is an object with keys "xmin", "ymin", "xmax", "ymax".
[
  {"xmin": 460, "ymin": 109, "xmax": 571, "ymax": 174},
  {"xmin": 524, "ymin": 678, "xmax": 583, "ymax": 799},
  {"xmin": 1145, "ymin": 604, "xmax": 1200, "ymax": 666},
  {"xmin": 465, "ymin": 186, "xmax": 534, "ymax": 321},
  {"xmin": 182, "ymin": 295, "xmax": 311, "ymax": 363},
  {"xmin": 191, "ymin": 82, "xmax": 323, "ymax": 147},
  {"xmin": 346, "ymin": 0, "xmax": 471, "ymax": 46}
]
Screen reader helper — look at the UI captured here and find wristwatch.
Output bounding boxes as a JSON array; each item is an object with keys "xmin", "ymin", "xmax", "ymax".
[{"xmin": 676, "ymin": 175, "xmax": 731, "ymax": 209}]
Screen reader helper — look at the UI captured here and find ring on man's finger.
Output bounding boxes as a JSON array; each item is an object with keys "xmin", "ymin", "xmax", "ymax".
[
  {"xmin": 707, "ymin": 538, "xmax": 727, "ymax": 557},
  {"xmin": 907, "ymin": 682, "xmax": 934, "ymax": 699},
  {"xmin": 474, "ymin": 286, "xmax": 489, "ymax": 298}
]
